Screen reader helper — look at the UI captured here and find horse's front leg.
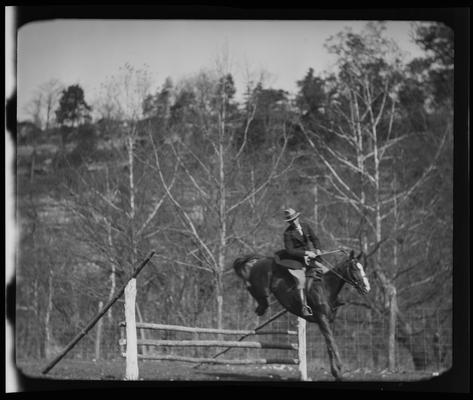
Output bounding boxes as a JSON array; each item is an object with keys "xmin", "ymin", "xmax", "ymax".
[
  {"xmin": 246, "ymin": 284, "xmax": 269, "ymax": 316},
  {"xmin": 318, "ymin": 314, "xmax": 343, "ymax": 380}
]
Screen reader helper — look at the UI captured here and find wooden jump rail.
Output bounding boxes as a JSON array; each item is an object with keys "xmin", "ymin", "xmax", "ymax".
[
  {"xmin": 118, "ymin": 321, "xmax": 297, "ymax": 336},
  {"xmin": 135, "ymin": 354, "xmax": 299, "ymax": 365},
  {"xmin": 119, "ymin": 308, "xmax": 308, "ymax": 380},
  {"xmin": 119, "ymin": 338, "xmax": 298, "ymax": 350}
]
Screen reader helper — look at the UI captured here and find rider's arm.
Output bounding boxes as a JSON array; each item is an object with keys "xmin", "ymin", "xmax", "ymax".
[{"xmin": 305, "ymin": 223, "xmax": 321, "ymax": 253}]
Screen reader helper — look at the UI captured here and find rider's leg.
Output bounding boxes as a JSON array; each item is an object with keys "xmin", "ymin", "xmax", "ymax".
[
  {"xmin": 299, "ymin": 288, "xmax": 312, "ymax": 316},
  {"xmin": 305, "ymin": 275, "xmax": 314, "ymax": 292},
  {"xmin": 305, "ymin": 275, "xmax": 314, "ymax": 308},
  {"xmin": 301, "ymin": 274, "xmax": 314, "ymax": 316},
  {"xmin": 287, "ymin": 269, "xmax": 311, "ymax": 316}
]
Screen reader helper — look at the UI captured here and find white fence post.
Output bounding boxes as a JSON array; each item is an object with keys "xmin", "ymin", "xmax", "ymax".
[
  {"xmin": 297, "ymin": 317, "xmax": 308, "ymax": 381},
  {"xmin": 125, "ymin": 278, "xmax": 138, "ymax": 380}
]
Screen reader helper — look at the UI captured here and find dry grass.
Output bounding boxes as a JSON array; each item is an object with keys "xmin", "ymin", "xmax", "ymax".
[{"xmin": 16, "ymin": 358, "xmax": 439, "ymax": 383}]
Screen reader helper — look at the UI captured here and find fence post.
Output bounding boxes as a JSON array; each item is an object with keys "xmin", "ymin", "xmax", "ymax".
[
  {"xmin": 125, "ymin": 279, "xmax": 138, "ymax": 380},
  {"xmin": 298, "ymin": 317, "xmax": 307, "ymax": 381}
]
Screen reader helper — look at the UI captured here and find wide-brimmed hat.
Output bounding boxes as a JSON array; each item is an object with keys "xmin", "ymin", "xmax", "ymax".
[{"xmin": 283, "ymin": 208, "xmax": 300, "ymax": 222}]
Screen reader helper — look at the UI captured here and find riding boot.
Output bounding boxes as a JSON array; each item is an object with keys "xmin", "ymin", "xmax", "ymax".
[
  {"xmin": 299, "ymin": 289, "xmax": 312, "ymax": 316},
  {"xmin": 305, "ymin": 276, "xmax": 314, "ymax": 294},
  {"xmin": 304, "ymin": 276, "xmax": 315, "ymax": 316}
]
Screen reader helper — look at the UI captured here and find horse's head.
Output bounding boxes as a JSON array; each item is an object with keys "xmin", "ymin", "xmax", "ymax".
[{"xmin": 343, "ymin": 250, "xmax": 371, "ymax": 295}]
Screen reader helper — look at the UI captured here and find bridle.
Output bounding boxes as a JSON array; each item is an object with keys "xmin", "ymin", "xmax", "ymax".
[{"xmin": 321, "ymin": 249, "xmax": 367, "ymax": 294}]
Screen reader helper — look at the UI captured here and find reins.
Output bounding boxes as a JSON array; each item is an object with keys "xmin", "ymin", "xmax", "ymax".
[{"xmin": 319, "ymin": 248, "xmax": 363, "ymax": 291}]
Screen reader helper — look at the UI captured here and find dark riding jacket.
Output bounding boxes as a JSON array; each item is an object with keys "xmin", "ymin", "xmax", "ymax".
[{"xmin": 283, "ymin": 221, "xmax": 321, "ymax": 261}]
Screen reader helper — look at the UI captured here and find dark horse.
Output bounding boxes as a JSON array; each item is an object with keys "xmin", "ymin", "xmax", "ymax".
[{"xmin": 233, "ymin": 250, "xmax": 370, "ymax": 380}]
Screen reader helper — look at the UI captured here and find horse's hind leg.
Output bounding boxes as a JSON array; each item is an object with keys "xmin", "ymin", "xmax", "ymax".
[{"xmin": 318, "ymin": 314, "xmax": 343, "ymax": 380}]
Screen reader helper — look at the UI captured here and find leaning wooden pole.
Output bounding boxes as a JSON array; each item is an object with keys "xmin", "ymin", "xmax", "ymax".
[
  {"xmin": 41, "ymin": 251, "xmax": 156, "ymax": 375},
  {"xmin": 193, "ymin": 309, "xmax": 288, "ymax": 369}
]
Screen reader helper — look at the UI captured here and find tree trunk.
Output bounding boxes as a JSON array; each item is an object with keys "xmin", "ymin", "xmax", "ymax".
[
  {"xmin": 387, "ymin": 285, "xmax": 397, "ymax": 371},
  {"xmin": 105, "ymin": 166, "xmax": 116, "ymax": 323},
  {"xmin": 215, "ymin": 272, "xmax": 224, "ymax": 332},
  {"xmin": 396, "ymin": 315, "xmax": 433, "ymax": 370},
  {"xmin": 127, "ymin": 134, "xmax": 137, "ymax": 271},
  {"xmin": 44, "ymin": 268, "xmax": 54, "ymax": 358},
  {"xmin": 95, "ymin": 301, "xmax": 103, "ymax": 361},
  {"xmin": 367, "ymin": 308, "xmax": 380, "ymax": 369},
  {"xmin": 106, "ymin": 220, "xmax": 116, "ymax": 323},
  {"xmin": 30, "ymin": 148, "xmax": 36, "ymax": 183},
  {"xmin": 250, "ymin": 168, "xmax": 256, "ymax": 248},
  {"xmin": 217, "ymin": 98, "xmax": 226, "ymax": 331},
  {"xmin": 313, "ymin": 183, "xmax": 318, "ymax": 227},
  {"xmin": 33, "ymin": 276, "xmax": 42, "ymax": 358}
]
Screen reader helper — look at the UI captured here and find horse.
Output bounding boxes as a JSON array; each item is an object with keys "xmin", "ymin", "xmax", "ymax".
[{"xmin": 233, "ymin": 249, "xmax": 370, "ymax": 380}]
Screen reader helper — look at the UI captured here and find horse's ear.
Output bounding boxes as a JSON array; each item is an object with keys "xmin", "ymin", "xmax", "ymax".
[
  {"xmin": 357, "ymin": 252, "xmax": 363, "ymax": 261},
  {"xmin": 350, "ymin": 249, "xmax": 355, "ymax": 259}
]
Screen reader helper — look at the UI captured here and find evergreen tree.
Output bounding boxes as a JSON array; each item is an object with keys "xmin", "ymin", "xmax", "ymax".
[{"xmin": 55, "ymin": 84, "xmax": 92, "ymax": 128}]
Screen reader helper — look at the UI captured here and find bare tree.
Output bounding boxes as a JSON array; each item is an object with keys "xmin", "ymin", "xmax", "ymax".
[
  {"xmin": 58, "ymin": 64, "xmax": 178, "ymax": 376},
  {"xmin": 40, "ymin": 79, "xmax": 64, "ymax": 130},
  {"xmin": 23, "ymin": 79, "xmax": 64, "ymax": 130},
  {"xmin": 299, "ymin": 23, "xmax": 451, "ymax": 369},
  {"xmin": 152, "ymin": 64, "xmax": 291, "ymax": 330}
]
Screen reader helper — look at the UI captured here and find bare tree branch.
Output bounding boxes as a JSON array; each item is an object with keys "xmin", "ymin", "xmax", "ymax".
[
  {"xmin": 235, "ymin": 101, "xmax": 257, "ymax": 159},
  {"xmin": 299, "ymin": 122, "xmax": 364, "ymax": 205},
  {"xmin": 380, "ymin": 126, "xmax": 449, "ymax": 214},
  {"xmin": 362, "ymin": 135, "xmax": 407, "ymax": 163},
  {"xmin": 324, "ymin": 145, "xmax": 376, "ymax": 185},
  {"xmin": 170, "ymin": 142, "xmax": 211, "ymax": 200},
  {"xmin": 150, "ymin": 132, "xmax": 218, "ymax": 269},
  {"xmin": 153, "ymin": 254, "xmax": 214, "ymax": 274},
  {"xmin": 226, "ymin": 126, "xmax": 288, "ymax": 215}
]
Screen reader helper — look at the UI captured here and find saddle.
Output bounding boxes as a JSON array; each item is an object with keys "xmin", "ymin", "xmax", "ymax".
[
  {"xmin": 274, "ymin": 249, "xmax": 325, "ymax": 283},
  {"xmin": 274, "ymin": 250, "xmax": 305, "ymax": 289},
  {"xmin": 273, "ymin": 249, "xmax": 305, "ymax": 270}
]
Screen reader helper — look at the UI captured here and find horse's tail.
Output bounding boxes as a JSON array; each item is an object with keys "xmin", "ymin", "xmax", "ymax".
[{"xmin": 233, "ymin": 254, "xmax": 264, "ymax": 282}]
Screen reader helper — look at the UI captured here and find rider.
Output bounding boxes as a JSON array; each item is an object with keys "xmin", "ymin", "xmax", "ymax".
[{"xmin": 283, "ymin": 208, "xmax": 326, "ymax": 316}]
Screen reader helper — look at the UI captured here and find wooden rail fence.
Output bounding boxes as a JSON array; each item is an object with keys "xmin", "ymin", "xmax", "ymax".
[{"xmin": 119, "ymin": 311, "xmax": 307, "ymax": 380}]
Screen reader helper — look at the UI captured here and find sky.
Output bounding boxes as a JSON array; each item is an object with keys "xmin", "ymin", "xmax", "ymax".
[{"xmin": 15, "ymin": 19, "xmax": 425, "ymax": 121}]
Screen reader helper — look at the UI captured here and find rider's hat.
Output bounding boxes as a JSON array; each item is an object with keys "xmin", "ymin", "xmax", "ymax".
[{"xmin": 283, "ymin": 208, "xmax": 300, "ymax": 222}]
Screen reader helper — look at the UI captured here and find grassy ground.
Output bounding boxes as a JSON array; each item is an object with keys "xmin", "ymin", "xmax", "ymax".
[{"xmin": 16, "ymin": 358, "xmax": 441, "ymax": 383}]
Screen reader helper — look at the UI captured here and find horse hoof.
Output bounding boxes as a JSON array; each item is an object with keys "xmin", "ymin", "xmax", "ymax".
[
  {"xmin": 332, "ymin": 371, "xmax": 344, "ymax": 381},
  {"xmin": 255, "ymin": 306, "xmax": 267, "ymax": 316},
  {"xmin": 330, "ymin": 373, "xmax": 343, "ymax": 381}
]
